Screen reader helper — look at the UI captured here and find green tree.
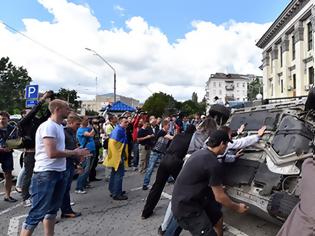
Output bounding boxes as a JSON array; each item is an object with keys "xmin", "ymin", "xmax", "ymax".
[
  {"xmin": 0, "ymin": 57, "xmax": 32, "ymax": 114},
  {"xmin": 247, "ymin": 78, "xmax": 263, "ymax": 101},
  {"xmin": 142, "ymin": 92, "xmax": 178, "ymax": 117},
  {"xmin": 180, "ymin": 98, "xmax": 206, "ymax": 117},
  {"xmin": 56, "ymin": 88, "xmax": 81, "ymax": 111},
  {"xmin": 192, "ymin": 92, "xmax": 198, "ymax": 104}
]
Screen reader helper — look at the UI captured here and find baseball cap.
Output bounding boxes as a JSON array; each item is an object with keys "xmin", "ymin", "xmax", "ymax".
[{"xmin": 208, "ymin": 130, "xmax": 233, "ymax": 146}]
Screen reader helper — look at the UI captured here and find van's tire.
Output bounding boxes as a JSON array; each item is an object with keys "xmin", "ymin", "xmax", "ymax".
[
  {"xmin": 208, "ymin": 104, "xmax": 231, "ymax": 125},
  {"xmin": 267, "ymin": 192, "xmax": 300, "ymax": 221}
]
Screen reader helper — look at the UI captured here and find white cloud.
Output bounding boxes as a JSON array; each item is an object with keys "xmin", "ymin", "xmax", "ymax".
[
  {"xmin": 0, "ymin": 0, "xmax": 270, "ymax": 103},
  {"xmin": 113, "ymin": 4, "xmax": 125, "ymax": 17}
]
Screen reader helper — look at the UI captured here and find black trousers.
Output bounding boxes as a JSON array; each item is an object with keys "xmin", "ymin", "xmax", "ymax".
[
  {"xmin": 22, "ymin": 152, "xmax": 35, "ymax": 201},
  {"xmin": 89, "ymin": 147, "xmax": 99, "ymax": 180},
  {"xmin": 142, "ymin": 155, "xmax": 183, "ymax": 217}
]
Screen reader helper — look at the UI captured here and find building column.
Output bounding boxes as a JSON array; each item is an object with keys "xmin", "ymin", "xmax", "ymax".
[
  {"xmin": 294, "ymin": 21, "xmax": 305, "ymax": 96},
  {"xmin": 271, "ymin": 45, "xmax": 279, "ymax": 98},
  {"xmin": 262, "ymin": 51, "xmax": 270, "ymax": 98},
  {"xmin": 281, "ymin": 35, "xmax": 291, "ymax": 96}
]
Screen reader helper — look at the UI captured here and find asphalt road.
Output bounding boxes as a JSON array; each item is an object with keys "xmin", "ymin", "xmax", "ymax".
[{"xmin": 0, "ymin": 166, "xmax": 281, "ymax": 236}]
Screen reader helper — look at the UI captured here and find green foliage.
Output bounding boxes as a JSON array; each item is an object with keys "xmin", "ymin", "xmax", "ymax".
[
  {"xmin": 142, "ymin": 92, "xmax": 206, "ymax": 117},
  {"xmin": 0, "ymin": 57, "xmax": 32, "ymax": 114},
  {"xmin": 248, "ymin": 79, "xmax": 263, "ymax": 101},
  {"xmin": 142, "ymin": 92, "xmax": 178, "ymax": 117},
  {"xmin": 85, "ymin": 109, "xmax": 99, "ymax": 116},
  {"xmin": 56, "ymin": 88, "xmax": 81, "ymax": 111}
]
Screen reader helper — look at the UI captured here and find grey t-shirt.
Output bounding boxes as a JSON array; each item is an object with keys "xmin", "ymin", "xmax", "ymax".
[{"xmin": 171, "ymin": 148, "xmax": 223, "ymax": 218}]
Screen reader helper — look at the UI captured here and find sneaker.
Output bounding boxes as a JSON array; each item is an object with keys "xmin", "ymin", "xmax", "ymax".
[
  {"xmin": 61, "ymin": 212, "xmax": 82, "ymax": 218},
  {"xmin": 75, "ymin": 190, "xmax": 87, "ymax": 194},
  {"xmin": 142, "ymin": 185, "xmax": 148, "ymax": 190},
  {"xmin": 110, "ymin": 191, "xmax": 126, "ymax": 197},
  {"xmin": 112, "ymin": 195, "xmax": 128, "ymax": 200},
  {"xmin": 15, "ymin": 186, "xmax": 22, "ymax": 193},
  {"xmin": 23, "ymin": 198, "xmax": 32, "ymax": 207},
  {"xmin": 158, "ymin": 226, "xmax": 165, "ymax": 236},
  {"xmin": 4, "ymin": 196, "xmax": 17, "ymax": 203},
  {"xmin": 70, "ymin": 201, "xmax": 75, "ymax": 206},
  {"xmin": 133, "ymin": 167, "xmax": 138, "ymax": 171}
]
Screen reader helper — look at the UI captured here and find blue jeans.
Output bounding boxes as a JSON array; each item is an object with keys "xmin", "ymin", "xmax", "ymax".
[
  {"xmin": 143, "ymin": 151, "xmax": 162, "ymax": 187},
  {"xmin": 132, "ymin": 142, "xmax": 139, "ymax": 167},
  {"xmin": 109, "ymin": 161, "xmax": 125, "ymax": 197},
  {"xmin": 76, "ymin": 157, "xmax": 91, "ymax": 191},
  {"xmin": 22, "ymin": 170, "xmax": 68, "ymax": 231},
  {"xmin": 61, "ymin": 159, "xmax": 75, "ymax": 214},
  {"xmin": 164, "ymin": 216, "xmax": 182, "ymax": 236}
]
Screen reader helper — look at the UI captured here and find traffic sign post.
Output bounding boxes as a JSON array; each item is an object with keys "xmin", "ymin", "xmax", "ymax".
[{"xmin": 25, "ymin": 85, "xmax": 39, "ymax": 108}]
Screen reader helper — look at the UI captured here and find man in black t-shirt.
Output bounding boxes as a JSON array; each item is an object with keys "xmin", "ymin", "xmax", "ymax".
[
  {"xmin": 137, "ymin": 121, "xmax": 154, "ymax": 173},
  {"xmin": 171, "ymin": 130, "xmax": 248, "ymax": 236}
]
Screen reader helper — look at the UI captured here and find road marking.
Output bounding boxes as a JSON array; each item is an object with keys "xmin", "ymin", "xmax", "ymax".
[
  {"xmin": 130, "ymin": 186, "xmax": 143, "ymax": 192},
  {"xmin": 7, "ymin": 214, "xmax": 27, "ymax": 236},
  {"xmin": 0, "ymin": 202, "xmax": 23, "ymax": 216},
  {"xmin": 0, "ymin": 190, "xmax": 17, "ymax": 196},
  {"xmin": 225, "ymin": 225, "xmax": 249, "ymax": 236},
  {"xmin": 161, "ymin": 192, "xmax": 172, "ymax": 200}
]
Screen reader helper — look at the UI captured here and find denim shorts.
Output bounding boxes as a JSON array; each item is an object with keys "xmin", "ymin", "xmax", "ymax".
[
  {"xmin": 22, "ymin": 170, "xmax": 69, "ymax": 231},
  {"xmin": 0, "ymin": 152, "xmax": 13, "ymax": 172}
]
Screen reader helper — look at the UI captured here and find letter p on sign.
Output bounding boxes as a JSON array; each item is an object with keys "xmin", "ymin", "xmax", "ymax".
[{"xmin": 25, "ymin": 85, "xmax": 39, "ymax": 99}]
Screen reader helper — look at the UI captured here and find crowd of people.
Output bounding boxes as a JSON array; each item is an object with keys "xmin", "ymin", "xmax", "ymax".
[{"xmin": 0, "ymin": 91, "xmax": 272, "ymax": 236}]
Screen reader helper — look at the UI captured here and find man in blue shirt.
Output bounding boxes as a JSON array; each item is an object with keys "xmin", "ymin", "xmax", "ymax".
[{"xmin": 75, "ymin": 116, "xmax": 95, "ymax": 193}]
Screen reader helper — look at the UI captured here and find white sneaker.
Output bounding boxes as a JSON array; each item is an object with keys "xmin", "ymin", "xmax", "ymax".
[
  {"xmin": 70, "ymin": 201, "xmax": 75, "ymax": 206},
  {"xmin": 24, "ymin": 199, "xmax": 32, "ymax": 207},
  {"xmin": 75, "ymin": 190, "xmax": 87, "ymax": 194}
]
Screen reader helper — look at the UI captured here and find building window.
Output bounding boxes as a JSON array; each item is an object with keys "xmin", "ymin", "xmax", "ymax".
[
  {"xmin": 219, "ymin": 83, "xmax": 221, "ymax": 87},
  {"xmin": 236, "ymin": 83, "xmax": 239, "ymax": 87},
  {"xmin": 213, "ymin": 82, "xmax": 216, "ymax": 87},
  {"xmin": 293, "ymin": 74, "xmax": 296, "ymax": 89},
  {"xmin": 309, "ymin": 67, "xmax": 314, "ymax": 85},
  {"xmin": 281, "ymin": 79, "xmax": 284, "ymax": 93},
  {"xmin": 292, "ymin": 35, "xmax": 295, "ymax": 60},
  {"xmin": 219, "ymin": 90, "xmax": 222, "ymax": 95},
  {"xmin": 280, "ymin": 44, "xmax": 283, "ymax": 67},
  {"xmin": 243, "ymin": 83, "xmax": 245, "ymax": 87},
  {"xmin": 308, "ymin": 22, "xmax": 313, "ymax": 51}
]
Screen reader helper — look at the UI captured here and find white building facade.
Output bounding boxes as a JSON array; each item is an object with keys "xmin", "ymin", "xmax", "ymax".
[
  {"xmin": 256, "ymin": 0, "xmax": 315, "ymax": 99},
  {"xmin": 205, "ymin": 73, "xmax": 250, "ymax": 104}
]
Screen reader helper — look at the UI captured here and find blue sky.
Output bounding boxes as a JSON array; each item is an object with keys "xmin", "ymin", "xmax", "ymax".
[
  {"xmin": 0, "ymin": 0, "xmax": 292, "ymax": 101},
  {"xmin": 1, "ymin": 0, "xmax": 290, "ymax": 42}
]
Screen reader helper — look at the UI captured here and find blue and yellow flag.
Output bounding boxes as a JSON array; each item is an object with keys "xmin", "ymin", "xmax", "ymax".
[{"xmin": 103, "ymin": 125, "xmax": 128, "ymax": 171}]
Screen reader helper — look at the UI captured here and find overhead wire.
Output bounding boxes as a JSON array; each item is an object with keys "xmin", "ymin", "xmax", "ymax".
[{"xmin": 0, "ymin": 21, "xmax": 98, "ymax": 76}]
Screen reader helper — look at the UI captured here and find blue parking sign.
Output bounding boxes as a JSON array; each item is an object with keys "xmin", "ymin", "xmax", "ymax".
[{"xmin": 25, "ymin": 85, "xmax": 39, "ymax": 99}]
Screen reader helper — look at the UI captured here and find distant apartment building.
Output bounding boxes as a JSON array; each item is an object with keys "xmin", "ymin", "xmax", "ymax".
[
  {"xmin": 81, "ymin": 93, "xmax": 140, "ymax": 112},
  {"xmin": 205, "ymin": 73, "xmax": 251, "ymax": 104},
  {"xmin": 256, "ymin": 0, "xmax": 315, "ymax": 99}
]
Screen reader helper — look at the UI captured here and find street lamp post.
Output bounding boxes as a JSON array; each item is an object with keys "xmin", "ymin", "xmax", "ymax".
[{"xmin": 85, "ymin": 48, "xmax": 117, "ymax": 102}]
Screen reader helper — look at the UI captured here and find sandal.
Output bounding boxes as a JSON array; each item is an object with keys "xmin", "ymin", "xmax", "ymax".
[{"xmin": 4, "ymin": 196, "xmax": 18, "ymax": 202}]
